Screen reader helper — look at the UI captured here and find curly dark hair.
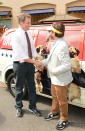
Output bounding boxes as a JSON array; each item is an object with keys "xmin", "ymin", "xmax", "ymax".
[{"xmin": 52, "ymin": 22, "xmax": 65, "ymax": 38}]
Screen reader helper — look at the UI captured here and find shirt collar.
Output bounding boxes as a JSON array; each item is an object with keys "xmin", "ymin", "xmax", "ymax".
[
  {"xmin": 18, "ymin": 26, "xmax": 29, "ymax": 34},
  {"xmin": 53, "ymin": 38, "xmax": 63, "ymax": 46}
]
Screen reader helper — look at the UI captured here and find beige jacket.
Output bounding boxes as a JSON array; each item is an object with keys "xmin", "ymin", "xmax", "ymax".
[{"xmin": 42, "ymin": 38, "xmax": 73, "ymax": 86}]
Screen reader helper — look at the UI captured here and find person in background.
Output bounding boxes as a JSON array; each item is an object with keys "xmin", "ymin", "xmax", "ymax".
[
  {"xmin": 46, "ymin": 35, "xmax": 54, "ymax": 54},
  {"xmin": 3, "ymin": 25, "xmax": 8, "ymax": 32},
  {"xmin": 36, "ymin": 22, "xmax": 73, "ymax": 130},
  {"xmin": 11, "ymin": 13, "xmax": 41, "ymax": 117}
]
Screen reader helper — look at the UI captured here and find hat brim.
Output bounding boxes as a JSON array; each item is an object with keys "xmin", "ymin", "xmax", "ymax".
[{"xmin": 47, "ymin": 26, "xmax": 53, "ymax": 31}]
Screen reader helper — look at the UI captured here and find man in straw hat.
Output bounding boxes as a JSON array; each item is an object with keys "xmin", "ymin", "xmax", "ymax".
[{"xmin": 36, "ymin": 22, "xmax": 73, "ymax": 130}]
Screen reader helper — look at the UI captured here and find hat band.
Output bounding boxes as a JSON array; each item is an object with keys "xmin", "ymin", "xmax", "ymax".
[{"xmin": 51, "ymin": 26, "xmax": 62, "ymax": 34}]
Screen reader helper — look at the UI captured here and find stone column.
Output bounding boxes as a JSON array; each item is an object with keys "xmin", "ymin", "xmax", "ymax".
[
  {"xmin": 55, "ymin": 1, "xmax": 66, "ymax": 16},
  {"xmin": 12, "ymin": 7, "xmax": 21, "ymax": 27}
]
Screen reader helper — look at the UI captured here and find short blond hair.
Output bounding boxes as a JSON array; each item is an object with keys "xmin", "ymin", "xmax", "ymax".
[{"xmin": 17, "ymin": 13, "xmax": 31, "ymax": 23}]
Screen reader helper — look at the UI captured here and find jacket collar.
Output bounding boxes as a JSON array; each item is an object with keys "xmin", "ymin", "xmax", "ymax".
[{"xmin": 49, "ymin": 38, "xmax": 63, "ymax": 58}]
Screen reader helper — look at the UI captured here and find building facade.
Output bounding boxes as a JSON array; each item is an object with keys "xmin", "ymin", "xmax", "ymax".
[{"xmin": 0, "ymin": 0, "xmax": 85, "ymax": 28}]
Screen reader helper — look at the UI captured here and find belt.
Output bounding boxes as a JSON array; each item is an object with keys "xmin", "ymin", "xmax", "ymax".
[{"xmin": 14, "ymin": 61, "xmax": 20, "ymax": 63}]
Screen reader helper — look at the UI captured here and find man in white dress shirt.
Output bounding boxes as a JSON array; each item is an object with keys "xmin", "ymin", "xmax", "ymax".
[
  {"xmin": 11, "ymin": 13, "xmax": 41, "ymax": 117},
  {"xmin": 37, "ymin": 22, "xmax": 73, "ymax": 130}
]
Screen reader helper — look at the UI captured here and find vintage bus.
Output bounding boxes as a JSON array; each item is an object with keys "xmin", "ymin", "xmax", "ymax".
[{"xmin": 0, "ymin": 24, "xmax": 85, "ymax": 108}]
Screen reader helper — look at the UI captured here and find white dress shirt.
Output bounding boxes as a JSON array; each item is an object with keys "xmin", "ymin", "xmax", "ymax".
[{"xmin": 11, "ymin": 26, "xmax": 37, "ymax": 62}]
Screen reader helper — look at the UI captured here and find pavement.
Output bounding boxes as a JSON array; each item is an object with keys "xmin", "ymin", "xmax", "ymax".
[{"xmin": 0, "ymin": 82, "xmax": 85, "ymax": 131}]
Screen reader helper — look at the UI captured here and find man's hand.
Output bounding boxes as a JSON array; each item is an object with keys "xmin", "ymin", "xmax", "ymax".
[{"xmin": 35, "ymin": 60, "xmax": 42, "ymax": 67}]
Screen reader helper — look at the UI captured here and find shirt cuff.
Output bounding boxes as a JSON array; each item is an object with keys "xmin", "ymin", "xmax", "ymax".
[
  {"xmin": 52, "ymin": 68, "xmax": 56, "ymax": 75},
  {"xmin": 20, "ymin": 59, "xmax": 24, "ymax": 63}
]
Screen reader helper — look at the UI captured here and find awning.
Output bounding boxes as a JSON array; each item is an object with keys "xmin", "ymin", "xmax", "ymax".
[
  {"xmin": 0, "ymin": 11, "xmax": 10, "ymax": 16},
  {"xmin": 39, "ymin": 15, "xmax": 80, "ymax": 22},
  {"xmin": 68, "ymin": 6, "xmax": 85, "ymax": 13},
  {"xmin": 23, "ymin": 8, "xmax": 54, "ymax": 15}
]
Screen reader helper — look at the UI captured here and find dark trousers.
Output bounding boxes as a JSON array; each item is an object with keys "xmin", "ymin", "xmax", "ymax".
[{"xmin": 13, "ymin": 62, "xmax": 36, "ymax": 110}]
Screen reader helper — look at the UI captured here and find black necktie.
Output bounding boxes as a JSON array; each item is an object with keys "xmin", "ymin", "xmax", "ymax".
[{"xmin": 25, "ymin": 31, "xmax": 32, "ymax": 58}]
